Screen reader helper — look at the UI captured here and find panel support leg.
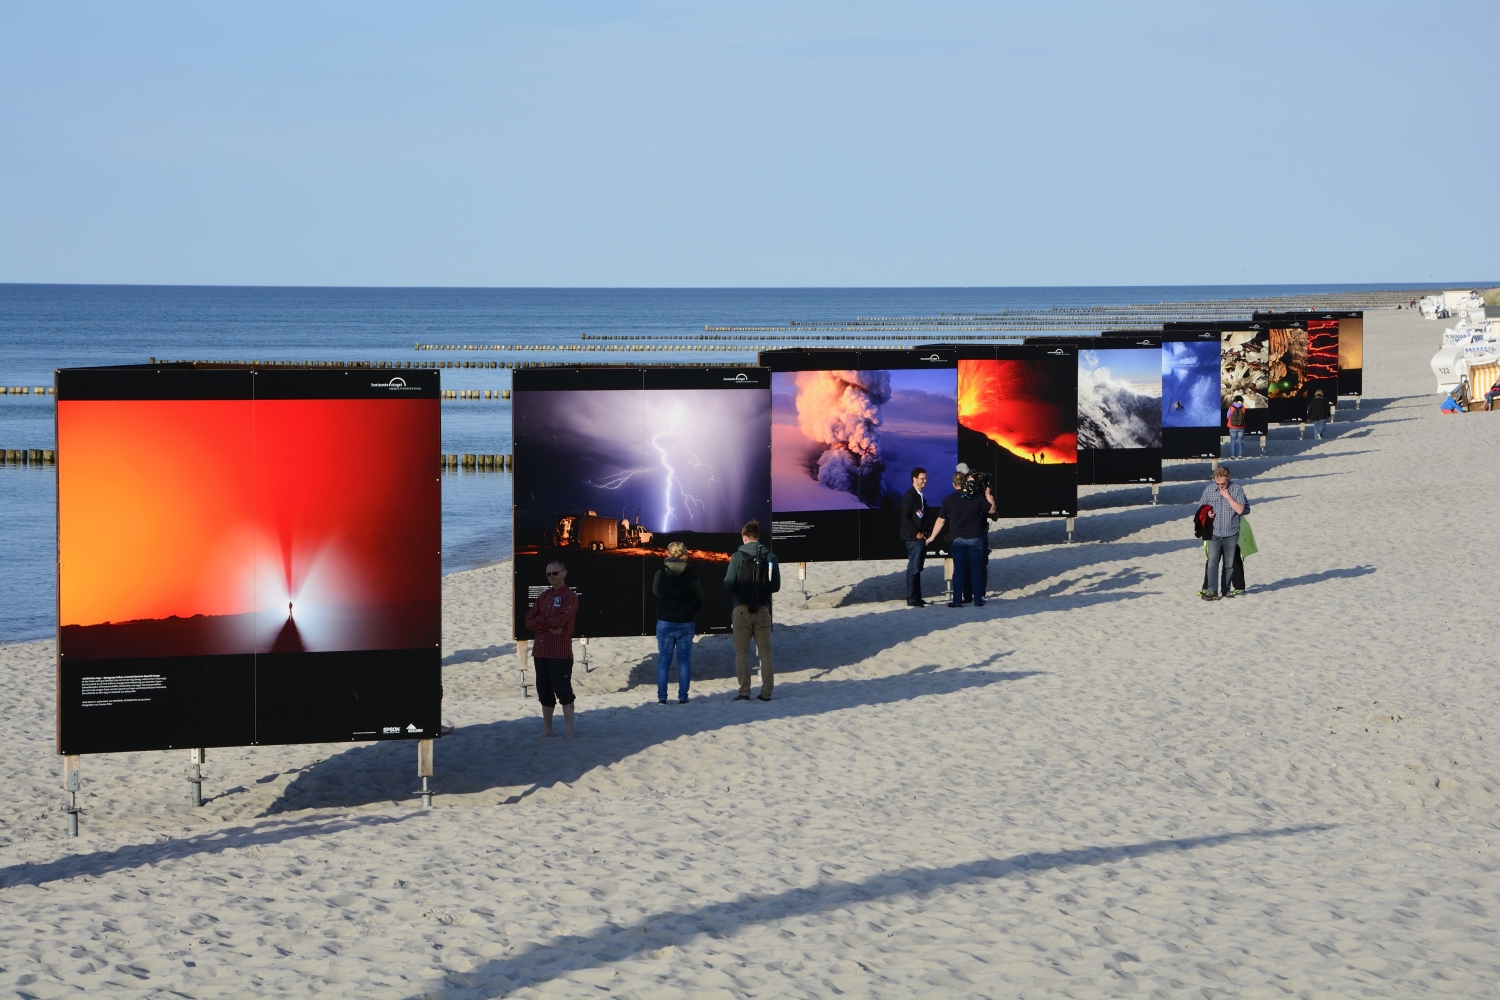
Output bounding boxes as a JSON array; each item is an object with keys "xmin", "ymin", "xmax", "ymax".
[
  {"xmin": 1151, "ymin": 483, "xmax": 1159, "ymax": 505},
  {"xmin": 64, "ymin": 755, "xmax": 81, "ymax": 838},
  {"xmin": 417, "ymin": 738, "xmax": 434, "ymax": 808},
  {"xmin": 1260, "ymin": 434, "xmax": 1267, "ymax": 455},
  {"xmin": 798, "ymin": 561, "xmax": 807, "ymax": 596},
  {"xmin": 1065, "ymin": 517, "xmax": 1076, "ymax": 543},
  {"xmin": 517, "ymin": 638, "xmax": 530, "ymax": 698},
  {"xmin": 189, "ymin": 748, "xmax": 205, "ymax": 807},
  {"xmin": 943, "ymin": 557, "xmax": 953, "ymax": 602}
]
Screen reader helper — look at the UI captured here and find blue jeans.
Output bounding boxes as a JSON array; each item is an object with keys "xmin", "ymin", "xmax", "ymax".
[
  {"xmin": 1205, "ymin": 534, "xmax": 1238, "ymax": 596},
  {"xmin": 1228, "ymin": 428, "xmax": 1244, "ymax": 457},
  {"xmin": 950, "ymin": 536, "xmax": 987, "ymax": 605},
  {"xmin": 655, "ymin": 620, "xmax": 694, "ymax": 701},
  {"xmin": 904, "ymin": 539, "xmax": 927, "ymax": 602},
  {"xmin": 1312, "ymin": 419, "xmax": 1326, "ymax": 438}
]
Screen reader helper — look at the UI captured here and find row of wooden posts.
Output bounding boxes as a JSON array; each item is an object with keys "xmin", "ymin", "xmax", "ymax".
[
  {"xmin": 441, "ymin": 389, "xmax": 509, "ymax": 400},
  {"xmin": 4, "ymin": 449, "xmax": 55, "ymax": 464},
  {"xmin": 2, "ymin": 386, "xmax": 54, "ymax": 395},
  {"xmin": 442, "ymin": 453, "xmax": 512, "ymax": 471}
]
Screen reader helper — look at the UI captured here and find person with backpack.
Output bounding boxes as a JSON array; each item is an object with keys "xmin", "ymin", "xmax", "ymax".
[
  {"xmin": 652, "ymin": 540, "xmax": 705, "ymax": 704},
  {"xmin": 1306, "ymin": 389, "xmax": 1332, "ymax": 439},
  {"xmin": 1225, "ymin": 394, "xmax": 1248, "ymax": 458},
  {"xmin": 723, "ymin": 520, "xmax": 781, "ymax": 701},
  {"xmin": 1197, "ymin": 464, "xmax": 1250, "ymax": 601}
]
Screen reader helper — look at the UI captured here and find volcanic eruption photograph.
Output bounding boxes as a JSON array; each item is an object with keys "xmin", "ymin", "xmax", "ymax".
[{"xmin": 771, "ymin": 368, "xmax": 957, "ymax": 512}]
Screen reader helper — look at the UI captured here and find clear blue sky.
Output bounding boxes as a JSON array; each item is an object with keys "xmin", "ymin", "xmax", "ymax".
[{"xmin": 1, "ymin": 2, "xmax": 1495, "ymax": 287}]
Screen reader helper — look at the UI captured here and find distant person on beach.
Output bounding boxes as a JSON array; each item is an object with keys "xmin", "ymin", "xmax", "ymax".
[
  {"xmin": 1306, "ymin": 389, "xmax": 1331, "ymax": 439},
  {"xmin": 1198, "ymin": 466, "xmax": 1249, "ymax": 601},
  {"xmin": 724, "ymin": 520, "xmax": 780, "ymax": 702},
  {"xmin": 1484, "ymin": 378, "xmax": 1500, "ymax": 411},
  {"xmin": 524, "ymin": 560, "xmax": 579, "ymax": 739},
  {"xmin": 900, "ymin": 467, "xmax": 930, "ymax": 607},
  {"xmin": 652, "ymin": 541, "xmax": 704, "ymax": 704},
  {"xmin": 1226, "ymin": 394, "xmax": 1247, "ymax": 458},
  {"xmin": 928, "ymin": 471, "xmax": 997, "ymax": 609}
]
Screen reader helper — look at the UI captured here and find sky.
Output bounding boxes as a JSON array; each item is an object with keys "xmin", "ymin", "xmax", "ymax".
[{"xmin": 1, "ymin": 1, "xmax": 1496, "ymax": 287}]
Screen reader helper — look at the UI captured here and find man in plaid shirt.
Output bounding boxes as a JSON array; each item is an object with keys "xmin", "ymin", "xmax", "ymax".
[
  {"xmin": 1198, "ymin": 465, "xmax": 1250, "ymax": 601},
  {"xmin": 524, "ymin": 560, "xmax": 579, "ymax": 739}
]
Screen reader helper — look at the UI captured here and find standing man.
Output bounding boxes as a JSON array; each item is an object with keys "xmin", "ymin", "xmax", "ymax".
[
  {"xmin": 1306, "ymin": 389, "xmax": 1331, "ymax": 439},
  {"xmin": 724, "ymin": 520, "xmax": 780, "ymax": 702},
  {"xmin": 1225, "ymin": 394, "xmax": 1247, "ymax": 458},
  {"xmin": 926, "ymin": 472, "xmax": 997, "ymax": 609},
  {"xmin": 1198, "ymin": 465, "xmax": 1250, "ymax": 601},
  {"xmin": 523, "ymin": 560, "xmax": 579, "ymax": 739},
  {"xmin": 900, "ymin": 467, "xmax": 930, "ymax": 607}
]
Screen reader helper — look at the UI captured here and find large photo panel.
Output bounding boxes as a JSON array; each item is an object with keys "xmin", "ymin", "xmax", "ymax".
[
  {"xmin": 56, "ymin": 366, "xmax": 441, "ymax": 755},
  {"xmin": 1075, "ymin": 336, "xmax": 1162, "ymax": 484},
  {"xmin": 763, "ymin": 349, "xmax": 957, "ymax": 561},
  {"xmin": 956, "ymin": 344, "xmax": 1078, "ymax": 517},
  {"xmin": 1338, "ymin": 315, "xmax": 1364, "ymax": 396},
  {"xmin": 1160, "ymin": 330, "xmax": 1222, "ymax": 459},
  {"xmin": 512, "ymin": 366, "xmax": 770, "ymax": 638}
]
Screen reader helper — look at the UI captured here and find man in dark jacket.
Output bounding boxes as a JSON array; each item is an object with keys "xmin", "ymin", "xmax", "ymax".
[
  {"xmin": 653, "ymin": 540, "xmax": 705, "ymax": 704},
  {"xmin": 899, "ymin": 467, "xmax": 930, "ymax": 607},
  {"xmin": 723, "ymin": 520, "xmax": 781, "ymax": 701},
  {"xmin": 1306, "ymin": 389, "xmax": 1331, "ymax": 439},
  {"xmin": 927, "ymin": 472, "xmax": 996, "ymax": 608}
]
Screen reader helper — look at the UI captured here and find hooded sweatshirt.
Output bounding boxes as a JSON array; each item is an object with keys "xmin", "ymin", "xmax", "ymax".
[{"xmin": 652, "ymin": 560, "xmax": 705, "ymax": 623}]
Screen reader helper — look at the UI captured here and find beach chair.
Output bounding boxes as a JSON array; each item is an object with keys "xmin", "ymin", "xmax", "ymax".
[{"xmin": 1467, "ymin": 361, "xmax": 1500, "ymax": 411}]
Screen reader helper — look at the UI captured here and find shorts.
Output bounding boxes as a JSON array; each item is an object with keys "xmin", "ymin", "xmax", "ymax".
[{"xmin": 533, "ymin": 657, "xmax": 576, "ymax": 708}]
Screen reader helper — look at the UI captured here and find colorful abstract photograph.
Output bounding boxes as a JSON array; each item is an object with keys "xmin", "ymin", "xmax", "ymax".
[
  {"xmin": 57, "ymin": 398, "xmax": 440, "ymax": 658},
  {"xmin": 1306, "ymin": 319, "xmax": 1339, "ymax": 383},
  {"xmin": 772, "ymin": 368, "xmax": 957, "ymax": 511},
  {"xmin": 1162, "ymin": 341, "xmax": 1221, "ymax": 427},
  {"xmin": 1267, "ymin": 327, "xmax": 1310, "ymax": 398},
  {"xmin": 1077, "ymin": 348, "xmax": 1161, "ymax": 450}
]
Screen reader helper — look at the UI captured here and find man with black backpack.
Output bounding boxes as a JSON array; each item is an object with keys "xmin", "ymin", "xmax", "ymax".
[{"xmin": 723, "ymin": 519, "xmax": 781, "ymax": 701}]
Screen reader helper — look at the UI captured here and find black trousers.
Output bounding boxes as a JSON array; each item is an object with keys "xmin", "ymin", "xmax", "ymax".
[{"xmin": 533, "ymin": 657, "xmax": 576, "ymax": 707}]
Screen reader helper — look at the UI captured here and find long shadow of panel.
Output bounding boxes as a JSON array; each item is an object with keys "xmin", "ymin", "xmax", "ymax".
[
  {"xmin": 408, "ymin": 824, "xmax": 1331, "ymax": 999},
  {"xmin": 265, "ymin": 665, "xmax": 1042, "ymax": 814}
]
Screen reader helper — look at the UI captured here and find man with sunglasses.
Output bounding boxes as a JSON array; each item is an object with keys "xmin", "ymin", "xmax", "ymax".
[{"xmin": 524, "ymin": 560, "xmax": 579, "ymax": 739}]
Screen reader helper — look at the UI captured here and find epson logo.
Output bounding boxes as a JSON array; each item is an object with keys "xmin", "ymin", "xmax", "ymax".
[{"xmin": 371, "ymin": 376, "xmax": 420, "ymax": 390}]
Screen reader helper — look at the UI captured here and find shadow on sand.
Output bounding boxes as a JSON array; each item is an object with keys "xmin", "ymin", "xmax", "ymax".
[{"xmin": 406, "ymin": 824, "xmax": 1334, "ymax": 999}]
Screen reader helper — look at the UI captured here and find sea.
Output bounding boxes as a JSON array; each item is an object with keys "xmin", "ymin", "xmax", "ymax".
[{"xmin": 0, "ymin": 282, "xmax": 1435, "ymax": 643}]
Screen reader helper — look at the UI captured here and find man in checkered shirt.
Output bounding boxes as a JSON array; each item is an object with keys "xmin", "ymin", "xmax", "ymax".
[
  {"xmin": 524, "ymin": 560, "xmax": 579, "ymax": 739},
  {"xmin": 1198, "ymin": 465, "xmax": 1250, "ymax": 601}
]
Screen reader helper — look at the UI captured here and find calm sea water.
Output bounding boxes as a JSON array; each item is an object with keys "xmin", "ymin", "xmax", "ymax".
[{"xmin": 0, "ymin": 283, "xmax": 1429, "ymax": 643}]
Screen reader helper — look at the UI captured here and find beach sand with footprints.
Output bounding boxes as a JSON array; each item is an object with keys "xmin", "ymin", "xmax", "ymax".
[{"xmin": 1, "ymin": 307, "xmax": 1496, "ymax": 997}]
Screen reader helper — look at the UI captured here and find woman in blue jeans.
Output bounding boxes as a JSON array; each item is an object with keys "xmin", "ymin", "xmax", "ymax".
[{"xmin": 652, "ymin": 541, "xmax": 705, "ymax": 704}]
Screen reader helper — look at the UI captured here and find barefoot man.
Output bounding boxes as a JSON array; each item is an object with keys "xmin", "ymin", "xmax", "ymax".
[{"xmin": 524, "ymin": 560, "xmax": 579, "ymax": 740}]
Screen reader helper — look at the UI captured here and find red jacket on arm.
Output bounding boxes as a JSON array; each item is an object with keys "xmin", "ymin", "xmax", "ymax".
[{"xmin": 524, "ymin": 586, "xmax": 578, "ymax": 659}]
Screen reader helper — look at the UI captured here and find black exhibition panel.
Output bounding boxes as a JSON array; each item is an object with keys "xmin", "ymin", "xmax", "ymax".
[
  {"xmin": 1034, "ymin": 335, "xmax": 1164, "ymax": 485},
  {"xmin": 1159, "ymin": 328, "xmax": 1224, "ymax": 458},
  {"xmin": 1255, "ymin": 309, "xmax": 1364, "ymax": 398},
  {"xmin": 952, "ymin": 343, "xmax": 1079, "ymax": 517},
  {"xmin": 54, "ymin": 364, "xmax": 442, "ymax": 755},
  {"xmin": 1163, "ymin": 321, "xmax": 1271, "ymax": 438}
]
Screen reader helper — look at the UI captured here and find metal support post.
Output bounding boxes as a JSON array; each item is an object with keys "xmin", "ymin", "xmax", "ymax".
[
  {"xmin": 517, "ymin": 638, "xmax": 530, "ymax": 698},
  {"xmin": 64, "ymin": 755, "xmax": 81, "ymax": 838},
  {"xmin": 417, "ymin": 738, "xmax": 434, "ymax": 808},
  {"xmin": 798, "ymin": 561, "xmax": 807, "ymax": 596},
  {"xmin": 581, "ymin": 636, "xmax": 592, "ymax": 673},
  {"xmin": 1065, "ymin": 517, "xmax": 1076, "ymax": 543},
  {"xmin": 1260, "ymin": 434, "xmax": 1267, "ymax": 455},
  {"xmin": 943, "ymin": 557, "xmax": 954, "ymax": 601},
  {"xmin": 1151, "ymin": 482, "xmax": 1159, "ymax": 505},
  {"xmin": 189, "ymin": 748, "xmax": 206, "ymax": 807}
]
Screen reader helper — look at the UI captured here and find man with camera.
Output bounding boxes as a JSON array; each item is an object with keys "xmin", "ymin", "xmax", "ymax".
[{"xmin": 926, "ymin": 467, "xmax": 997, "ymax": 608}]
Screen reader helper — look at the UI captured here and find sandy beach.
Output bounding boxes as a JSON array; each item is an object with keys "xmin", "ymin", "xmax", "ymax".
[{"xmin": 1, "ymin": 307, "xmax": 1496, "ymax": 998}]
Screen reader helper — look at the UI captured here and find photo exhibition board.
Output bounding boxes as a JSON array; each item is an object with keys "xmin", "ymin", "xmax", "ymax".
[
  {"xmin": 1160, "ymin": 329, "xmax": 1223, "ymax": 458},
  {"xmin": 760, "ymin": 348, "xmax": 959, "ymax": 562},
  {"xmin": 955, "ymin": 344, "xmax": 1078, "ymax": 517},
  {"xmin": 55, "ymin": 366, "xmax": 442, "ymax": 755},
  {"xmin": 1164, "ymin": 321, "xmax": 1271, "ymax": 437},
  {"xmin": 1071, "ymin": 336, "xmax": 1162, "ymax": 484},
  {"xmin": 511, "ymin": 365, "xmax": 771, "ymax": 639},
  {"xmin": 1255, "ymin": 310, "xmax": 1363, "ymax": 398}
]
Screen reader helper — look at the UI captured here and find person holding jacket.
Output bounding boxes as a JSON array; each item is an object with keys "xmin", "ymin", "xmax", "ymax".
[
  {"xmin": 723, "ymin": 520, "xmax": 780, "ymax": 702},
  {"xmin": 652, "ymin": 540, "xmax": 704, "ymax": 704},
  {"xmin": 1198, "ymin": 465, "xmax": 1250, "ymax": 601}
]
